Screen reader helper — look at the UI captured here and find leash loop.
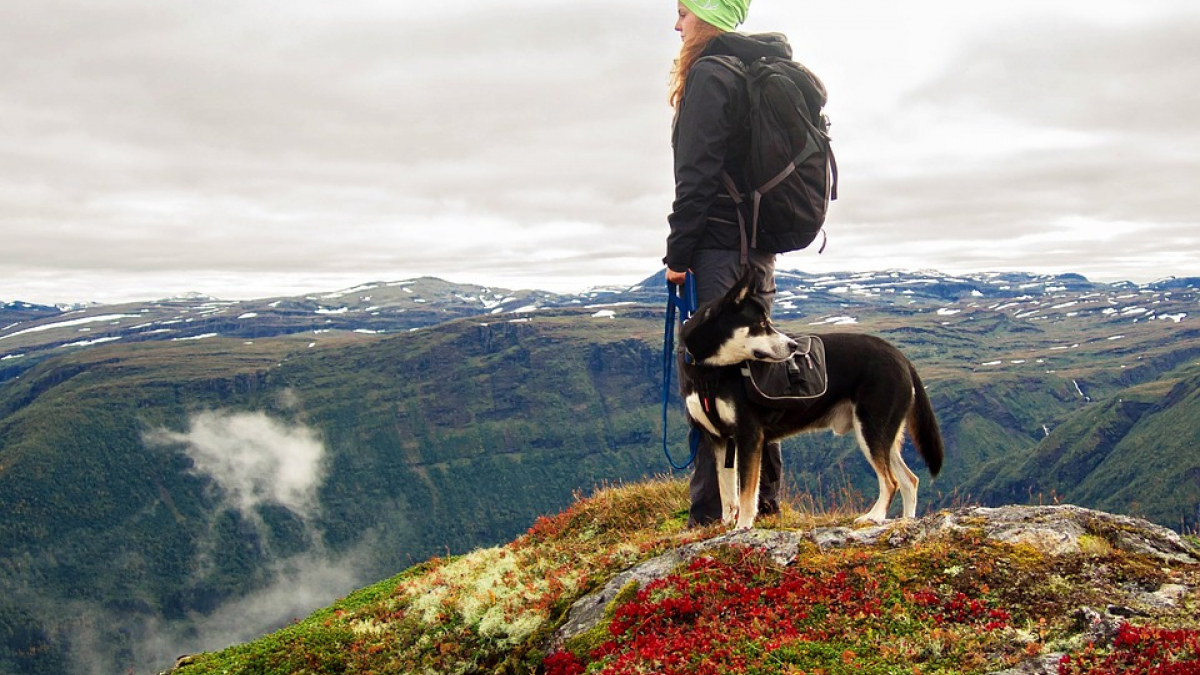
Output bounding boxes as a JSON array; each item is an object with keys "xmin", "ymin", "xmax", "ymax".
[{"xmin": 662, "ymin": 274, "xmax": 700, "ymax": 470}]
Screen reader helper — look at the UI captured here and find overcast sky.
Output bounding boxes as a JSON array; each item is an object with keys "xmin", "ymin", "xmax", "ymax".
[{"xmin": 3, "ymin": 0, "xmax": 1198, "ymax": 304}]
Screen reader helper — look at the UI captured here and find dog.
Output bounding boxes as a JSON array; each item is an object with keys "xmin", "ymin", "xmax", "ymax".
[{"xmin": 678, "ymin": 268, "xmax": 944, "ymax": 529}]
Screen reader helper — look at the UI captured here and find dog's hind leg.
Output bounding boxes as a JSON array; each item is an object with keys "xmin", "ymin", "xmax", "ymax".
[
  {"xmin": 852, "ymin": 380, "xmax": 918, "ymax": 523},
  {"xmin": 890, "ymin": 436, "xmax": 920, "ymax": 519},
  {"xmin": 713, "ymin": 439, "xmax": 740, "ymax": 526},
  {"xmin": 853, "ymin": 423, "xmax": 898, "ymax": 524}
]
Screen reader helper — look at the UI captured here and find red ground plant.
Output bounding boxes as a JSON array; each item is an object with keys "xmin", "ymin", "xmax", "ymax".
[
  {"xmin": 1058, "ymin": 623, "xmax": 1200, "ymax": 675},
  {"xmin": 545, "ymin": 546, "xmax": 1014, "ymax": 675}
]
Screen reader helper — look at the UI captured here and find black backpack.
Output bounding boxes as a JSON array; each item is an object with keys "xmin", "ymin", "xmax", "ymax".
[{"xmin": 706, "ymin": 55, "xmax": 838, "ymax": 261}]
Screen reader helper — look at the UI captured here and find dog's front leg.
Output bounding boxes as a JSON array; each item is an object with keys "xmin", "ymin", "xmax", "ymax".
[
  {"xmin": 713, "ymin": 439, "xmax": 739, "ymax": 526},
  {"xmin": 734, "ymin": 427, "xmax": 764, "ymax": 530}
]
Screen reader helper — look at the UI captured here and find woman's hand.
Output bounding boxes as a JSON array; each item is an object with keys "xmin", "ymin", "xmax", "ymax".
[{"xmin": 666, "ymin": 268, "xmax": 689, "ymax": 285}]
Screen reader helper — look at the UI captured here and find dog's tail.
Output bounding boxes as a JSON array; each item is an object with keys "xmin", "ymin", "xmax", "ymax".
[{"xmin": 907, "ymin": 365, "xmax": 943, "ymax": 476}]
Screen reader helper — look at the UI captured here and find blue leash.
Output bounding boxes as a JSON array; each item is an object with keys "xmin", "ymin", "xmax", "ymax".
[{"xmin": 661, "ymin": 274, "xmax": 702, "ymax": 470}]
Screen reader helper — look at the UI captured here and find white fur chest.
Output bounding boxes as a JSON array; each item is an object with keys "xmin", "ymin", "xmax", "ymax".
[{"xmin": 685, "ymin": 393, "xmax": 737, "ymax": 437}]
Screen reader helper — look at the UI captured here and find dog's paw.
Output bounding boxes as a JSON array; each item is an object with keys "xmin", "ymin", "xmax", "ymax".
[
  {"xmin": 722, "ymin": 504, "xmax": 739, "ymax": 526},
  {"xmin": 854, "ymin": 513, "xmax": 888, "ymax": 525}
]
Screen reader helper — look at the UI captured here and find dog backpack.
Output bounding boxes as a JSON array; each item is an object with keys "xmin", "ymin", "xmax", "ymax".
[
  {"xmin": 741, "ymin": 336, "xmax": 828, "ymax": 410},
  {"xmin": 707, "ymin": 55, "xmax": 838, "ymax": 261}
]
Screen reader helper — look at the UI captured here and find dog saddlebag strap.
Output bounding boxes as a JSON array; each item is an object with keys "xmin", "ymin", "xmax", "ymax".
[{"xmin": 740, "ymin": 336, "xmax": 828, "ymax": 409}]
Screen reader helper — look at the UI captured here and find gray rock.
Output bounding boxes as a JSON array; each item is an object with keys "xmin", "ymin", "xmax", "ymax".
[
  {"xmin": 1074, "ymin": 605, "xmax": 1124, "ymax": 644},
  {"xmin": 1153, "ymin": 583, "xmax": 1189, "ymax": 605},
  {"xmin": 158, "ymin": 654, "xmax": 196, "ymax": 674},
  {"xmin": 810, "ymin": 524, "xmax": 889, "ymax": 549},
  {"xmin": 915, "ymin": 505, "xmax": 1200, "ymax": 564},
  {"xmin": 686, "ymin": 528, "xmax": 802, "ymax": 566},
  {"xmin": 986, "ymin": 653, "xmax": 1065, "ymax": 675}
]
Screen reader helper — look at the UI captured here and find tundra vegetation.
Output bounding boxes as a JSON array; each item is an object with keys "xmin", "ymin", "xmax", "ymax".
[{"xmin": 170, "ymin": 479, "xmax": 1200, "ymax": 675}]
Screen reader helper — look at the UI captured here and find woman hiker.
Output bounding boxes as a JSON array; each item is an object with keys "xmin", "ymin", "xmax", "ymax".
[{"xmin": 664, "ymin": 0, "xmax": 793, "ymax": 526}]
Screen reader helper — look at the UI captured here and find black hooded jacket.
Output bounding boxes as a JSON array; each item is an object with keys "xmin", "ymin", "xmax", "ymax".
[{"xmin": 664, "ymin": 33, "xmax": 794, "ymax": 273}]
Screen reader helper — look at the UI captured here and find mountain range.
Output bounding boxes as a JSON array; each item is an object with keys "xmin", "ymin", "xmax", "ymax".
[
  {"xmin": 1, "ymin": 269, "xmax": 1197, "ymax": 675},
  {"xmin": 5, "ymin": 270, "xmax": 1195, "ymax": 372}
]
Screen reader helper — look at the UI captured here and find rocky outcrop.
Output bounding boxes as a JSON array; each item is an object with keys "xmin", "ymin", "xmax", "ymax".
[{"xmin": 824, "ymin": 504, "xmax": 1199, "ymax": 564}]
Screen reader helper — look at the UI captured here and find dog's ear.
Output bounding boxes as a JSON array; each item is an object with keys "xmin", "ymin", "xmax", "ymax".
[{"xmin": 725, "ymin": 267, "xmax": 758, "ymax": 307}]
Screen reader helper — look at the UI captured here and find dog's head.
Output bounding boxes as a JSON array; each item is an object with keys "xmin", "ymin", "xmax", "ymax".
[{"xmin": 680, "ymin": 268, "xmax": 798, "ymax": 367}]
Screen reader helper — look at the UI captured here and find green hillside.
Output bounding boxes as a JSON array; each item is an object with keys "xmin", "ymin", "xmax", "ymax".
[
  {"xmin": 966, "ymin": 365, "xmax": 1200, "ymax": 528},
  {"xmin": 0, "ymin": 313, "xmax": 672, "ymax": 675},
  {"xmin": 0, "ymin": 302, "xmax": 1197, "ymax": 675}
]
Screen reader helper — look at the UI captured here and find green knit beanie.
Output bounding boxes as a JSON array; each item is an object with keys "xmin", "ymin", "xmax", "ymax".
[{"xmin": 679, "ymin": 0, "xmax": 750, "ymax": 32}]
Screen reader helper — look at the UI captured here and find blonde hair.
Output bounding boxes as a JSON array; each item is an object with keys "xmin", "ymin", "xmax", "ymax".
[{"xmin": 668, "ymin": 20, "xmax": 726, "ymax": 109}]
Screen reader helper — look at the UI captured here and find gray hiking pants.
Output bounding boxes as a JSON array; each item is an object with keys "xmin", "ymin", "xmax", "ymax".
[{"xmin": 685, "ymin": 248, "xmax": 783, "ymax": 527}]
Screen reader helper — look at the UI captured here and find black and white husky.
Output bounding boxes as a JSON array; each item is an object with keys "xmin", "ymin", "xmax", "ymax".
[{"xmin": 679, "ymin": 269, "xmax": 944, "ymax": 529}]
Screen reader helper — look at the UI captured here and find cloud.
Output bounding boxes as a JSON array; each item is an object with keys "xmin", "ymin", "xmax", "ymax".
[
  {"xmin": 0, "ymin": 0, "xmax": 676, "ymax": 299},
  {"xmin": 912, "ymin": 15, "xmax": 1200, "ymax": 140},
  {"xmin": 144, "ymin": 410, "xmax": 326, "ymax": 518},
  {"xmin": 794, "ymin": 12, "xmax": 1200, "ymax": 282},
  {"xmin": 3, "ymin": 1, "xmax": 1198, "ymax": 303}
]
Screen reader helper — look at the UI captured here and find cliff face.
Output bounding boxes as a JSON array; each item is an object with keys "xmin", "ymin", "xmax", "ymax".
[{"xmin": 167, "ymin": 481, "xmax": 1199, "ymax": 675}]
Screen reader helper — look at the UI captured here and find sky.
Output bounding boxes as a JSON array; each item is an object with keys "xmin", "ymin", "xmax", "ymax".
[{"xmin": 3, "ymin": 0, "xmax": 1199, "ymax": 305}]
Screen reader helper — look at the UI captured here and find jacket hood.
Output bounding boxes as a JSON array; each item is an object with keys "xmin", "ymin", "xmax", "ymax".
[{"xmin": 702, "ymin": 32, "xmax": 792, "ymax": 62}]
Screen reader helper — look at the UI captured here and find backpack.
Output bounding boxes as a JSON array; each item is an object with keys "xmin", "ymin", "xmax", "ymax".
[{"xmin": 706, "ymin": 55, "xmax": 838, "ymax": 261}]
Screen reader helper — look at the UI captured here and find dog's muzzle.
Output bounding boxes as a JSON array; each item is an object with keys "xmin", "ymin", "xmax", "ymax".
[{"xmin": 753, "ymin": 336, "xmax": 798, "ymax": 362}]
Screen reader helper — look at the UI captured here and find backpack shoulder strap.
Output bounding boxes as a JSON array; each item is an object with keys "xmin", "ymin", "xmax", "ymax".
[{"xmin": 697, "ymin": 54, "xmax": 747, "ymax": 75}]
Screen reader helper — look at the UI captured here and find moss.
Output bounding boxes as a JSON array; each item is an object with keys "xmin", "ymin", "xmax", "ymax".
[
  {"xmin": 659, "ymin": 508, "xmax": 689, "ymax": 533},
  {"xmin": 610, "ymin": 578, "xmax": 642, "ymax": 609},
  {"xmin": 1076, "ymin": 533, "xmax": 1115, "ymax": 557}
]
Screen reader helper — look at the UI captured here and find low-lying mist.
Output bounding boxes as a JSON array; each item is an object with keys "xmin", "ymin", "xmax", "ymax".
[{"xmin": 44, "ymin": 408, "xmax": 379, "ymax": 675}]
